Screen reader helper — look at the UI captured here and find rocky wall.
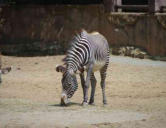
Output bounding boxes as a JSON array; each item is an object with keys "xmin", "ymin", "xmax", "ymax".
[
  {"xmin": 0, "ymin": 5, "xmax": 100, "ymax": 56},
  {"xmin": 0, "ymin": 5, "xmax": 166, "ymax": 56},
  {"xmin": 100, "ymin": 13, "xmax": 166, "ymax": 56}
]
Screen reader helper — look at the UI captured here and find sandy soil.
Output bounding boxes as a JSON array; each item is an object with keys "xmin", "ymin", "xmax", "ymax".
[{"xmin": 0, "ymin": 55, "xmax": 166, "ymax": 128}]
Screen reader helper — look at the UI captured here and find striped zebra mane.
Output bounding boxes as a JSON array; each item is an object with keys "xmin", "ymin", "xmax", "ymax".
[
  {"xmin": 71, "ymin": 29, "xmax": 87, "ymax": 44},
  {"xmin": 62, "ymin": 29, "xmax": 88, "ymax": 65}
]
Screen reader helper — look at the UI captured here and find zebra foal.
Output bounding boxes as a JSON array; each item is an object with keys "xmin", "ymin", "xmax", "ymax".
[{"xmin": 56, "ymin": 30, "xmax": 110, "ymax": 106}]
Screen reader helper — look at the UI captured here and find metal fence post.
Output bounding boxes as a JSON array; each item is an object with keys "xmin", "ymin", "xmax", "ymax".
[
  {"xmin": 148, "ymin": 0, "xmax": 155, "ymax": 14},
  {"xmin": 103, "ymin": 0, "xmax": 115, "ymax": 12}
]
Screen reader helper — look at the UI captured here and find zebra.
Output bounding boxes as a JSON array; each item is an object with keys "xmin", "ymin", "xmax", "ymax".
[
  {"xmin": 56, "ymin": 29, "xmax": 110, "ymax": 106},
  {"xmin": 0, "ymin": 53, "xmax": 12, "ymax": 84},
  {"xmin": 0, "ymin": 67, "xmax": 12, "ymax": 84}
]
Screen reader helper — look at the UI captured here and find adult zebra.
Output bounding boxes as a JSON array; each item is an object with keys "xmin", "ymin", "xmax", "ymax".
[{"xmin": 56, "ymin": 29, "xmax": 110, "ymax": 106}]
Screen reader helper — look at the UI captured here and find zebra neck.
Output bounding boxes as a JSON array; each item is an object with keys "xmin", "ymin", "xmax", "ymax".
[
  {"xmin": 66, "ymin": 57, "xmax": 84, "ymax": 73},
  {"xmin": 66, "ymin": 31, "xmax": 90, "ymax": 72},
  {"xmin": 66, "ymin": 64, "xmax": 78, "ymax": 75}
]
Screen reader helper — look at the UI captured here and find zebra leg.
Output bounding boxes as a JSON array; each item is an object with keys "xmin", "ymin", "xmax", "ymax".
[
  {"xmin": 100, "ymin": 65, "xmax": 108, "ymax": 105},
  {"xmin": 89, "ymin": 72, "xmax": 97, "ymax": 105},
  {"xmin": 82, "ymin": 64, "xmax": 93, "ymax": 106},
  {"xmin": 79, "ymin": 72, "xmax": 85, "ymax": 99}
]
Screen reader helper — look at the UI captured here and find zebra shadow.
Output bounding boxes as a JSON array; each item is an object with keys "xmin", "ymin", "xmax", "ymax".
[{"xmin": 49, "ymin": 102, "xmax": 82, "ymax": 107}]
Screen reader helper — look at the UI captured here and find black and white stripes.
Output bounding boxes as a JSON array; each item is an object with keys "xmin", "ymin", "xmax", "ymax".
[
  {"xmin": 57, "ymin": 30, "xmax": 110, "ymax": 105},
  {"xmin": 60, "ymin": 32, "xmax": 91, "ymax": 99},
  {"xmin": 66, "ymin": 32, "xmax": 91, "ymax": 71},
  {"xmin": 61, "ymin": 71, "xmax": 78, "ymax": 98}
]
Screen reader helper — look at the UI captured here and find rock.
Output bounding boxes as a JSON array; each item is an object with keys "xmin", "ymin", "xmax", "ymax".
[
  {"xmin": 125, "ymin": 46, "xmax": 131, "ymax": 56},
  {"xmin": 111, "ymin": 46, "xmax": 149, "ymax": 60},
  {"xmin": 112, "ymin": 47, "xmax": 120, "ymax": 55},
  {"xmin": 137, "ymin": 51, "xmax": 146, "ymax": 59},
  {"xmin": 119, "ymin": 47, "xmax": 126, "ymax": 56}
]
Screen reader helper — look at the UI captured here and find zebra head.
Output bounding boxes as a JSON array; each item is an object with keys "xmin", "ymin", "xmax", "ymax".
[{"xmin": 56, "ymin": 65, "xmax": 78, "ymax": 106}]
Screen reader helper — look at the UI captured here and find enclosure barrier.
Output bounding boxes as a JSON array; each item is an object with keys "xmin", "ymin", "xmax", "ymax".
[{"xmin": 0, "ymin": 1, "xmax": 166, "ymax": 57}]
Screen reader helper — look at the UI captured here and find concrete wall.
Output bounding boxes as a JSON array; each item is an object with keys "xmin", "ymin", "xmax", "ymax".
[{"xmin": 0, "ymin": 5, "xmax": 166, "ymax": 56}]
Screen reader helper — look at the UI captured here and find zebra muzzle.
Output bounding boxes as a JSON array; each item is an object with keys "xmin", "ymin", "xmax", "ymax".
[
  {"xmin": 61, "ymin": 98, "xmax": 67, "ymax": 106},
  {"xmin": 60, "ymin": 93, "xmax": 69, "ymax": 106}
]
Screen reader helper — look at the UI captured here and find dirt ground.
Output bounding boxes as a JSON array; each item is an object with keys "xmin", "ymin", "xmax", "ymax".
[{"xmin": 0, "ymin": 55, "xmax": 166, "ymax": 128}]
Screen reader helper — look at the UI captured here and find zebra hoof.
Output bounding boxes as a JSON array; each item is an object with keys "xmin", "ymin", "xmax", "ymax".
[
  {"xmin": 82, "ymin": 102, "xmax": 88, "ymax": 106},
  {"xmin": 89, "ymin": 102, "xmax": 95, "ymax": 106}
]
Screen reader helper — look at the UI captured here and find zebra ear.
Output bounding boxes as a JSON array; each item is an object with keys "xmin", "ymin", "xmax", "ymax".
[
  {"xmin": 62, "ymin": 57, "xmax": 66, "ymax": 62},
  {"xmin": 56, "ymin": 65, "xmax": 66, "ymax": 73}
]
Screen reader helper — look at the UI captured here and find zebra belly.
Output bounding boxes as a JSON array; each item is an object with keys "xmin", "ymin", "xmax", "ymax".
[{"xmin": 92, "ymin": 61, "xmax": 105, "ymax": 72}]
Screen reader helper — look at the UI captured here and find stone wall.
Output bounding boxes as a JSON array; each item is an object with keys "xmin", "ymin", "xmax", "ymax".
[
  {"xmin": 0, "ymin": 5, "xmax": 100, "ymax": 56},
  {"xmin": 0, "ymin": 5, "xmax": 166, "ymax": 56},
  {"xmin": 100, "ymin": 13, "xmax": 166, "ymax": 56}
]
